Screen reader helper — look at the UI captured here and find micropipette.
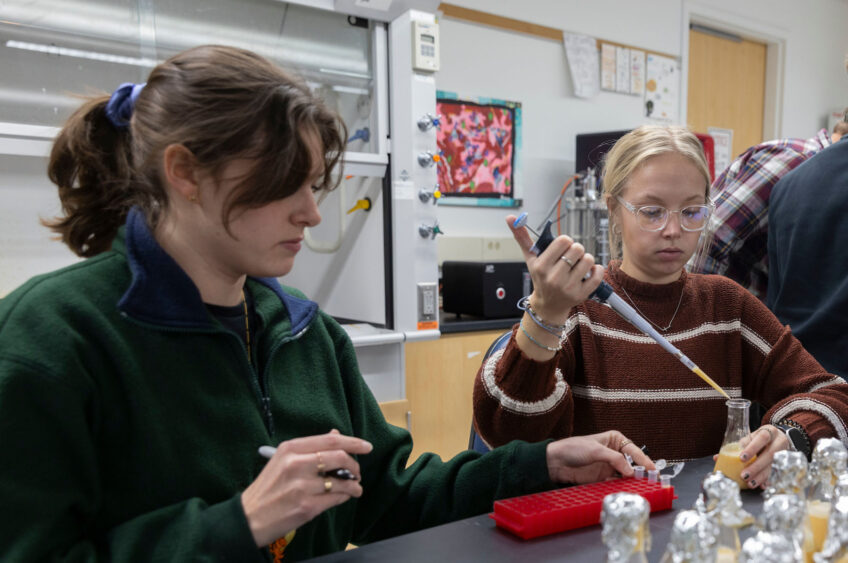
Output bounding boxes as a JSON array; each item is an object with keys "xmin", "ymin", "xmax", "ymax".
[{"xmin": 514, "ymin": 214, "xmax": 729, "ymax": 399}]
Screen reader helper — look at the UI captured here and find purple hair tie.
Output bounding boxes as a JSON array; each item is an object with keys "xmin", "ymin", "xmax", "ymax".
[{"xmin": 105, "ymin": 82, "xmax": 145, "ymax": 129}]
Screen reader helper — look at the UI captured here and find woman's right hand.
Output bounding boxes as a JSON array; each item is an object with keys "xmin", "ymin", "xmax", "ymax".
[
  {"xmin": 506, "ymin": 215, "xmax": 604, "ymax": 325},
  {"xmin": 241, "ymin": 430, "xmax": 373, "ymax": 547}
]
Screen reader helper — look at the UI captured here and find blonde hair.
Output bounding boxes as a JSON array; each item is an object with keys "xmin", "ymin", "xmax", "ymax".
[{"xmin": 601, "ymin": 125, "xmax": 712, "ymax": 262}]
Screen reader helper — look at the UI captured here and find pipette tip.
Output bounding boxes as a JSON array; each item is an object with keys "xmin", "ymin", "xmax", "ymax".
[{"xmin": 692, "ymin": 366, "xmax": 730, "ymax": 399}]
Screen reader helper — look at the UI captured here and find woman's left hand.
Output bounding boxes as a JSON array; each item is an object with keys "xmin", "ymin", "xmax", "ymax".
[{"xmin": 736, "ymin": 425, "xmax": 791, "ymax": 489}]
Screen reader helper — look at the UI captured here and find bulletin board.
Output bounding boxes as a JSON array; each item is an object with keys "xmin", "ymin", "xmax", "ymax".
[{"xmin": 435, "ymin": 91, "xmax": 522, "ymax": 207}]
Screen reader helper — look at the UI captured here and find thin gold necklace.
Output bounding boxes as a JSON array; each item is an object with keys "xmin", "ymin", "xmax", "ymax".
[
  {"xmin": 241, "ymin": 289, "xmax": 252, "ymax": 366},
  {"xmin": 619, "ymin": 284, "xmax": 685, "ymax": 332}
]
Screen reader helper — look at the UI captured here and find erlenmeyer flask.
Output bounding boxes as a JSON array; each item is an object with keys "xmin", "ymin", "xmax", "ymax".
[{"xmin": 713, "ymin": 398, "xmax": 753, "ymax": 489}]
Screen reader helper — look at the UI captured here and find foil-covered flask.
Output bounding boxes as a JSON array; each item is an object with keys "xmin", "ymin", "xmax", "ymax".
[
  {"xmin": 740, "ymin": 531, "xmax": 799, "ymax": 563},
  {"xmin": 601, "ymin": 492, "xmax": 651, "ymax": 563},
  {"xmin": 834, "ymin": 473, "xmax": 848, "ymax": 500},
  {"xmin": 695, "ymin": 471, "xmax": 755, "ymax": 558},
  {"xmin": 806, "ymin": 439, "xmax": 848, "ymax": 559},
  {"xmin": 814, "ymin": 495, "xmax": 848, "ymax": 563},
  {"xmin": 809, "ymin": 439, "xmax": 848, "ymax": 503},
  {"xmin": 658, "ymin": 510, "xmax": 718, "ymax": 563},
  {"xmin": 764, "ymin": 450, "xmax": 809, "ymax": 500},
  {"xmin": 760, "ymin": 493, "xmax": 805, "ymax": 562}
]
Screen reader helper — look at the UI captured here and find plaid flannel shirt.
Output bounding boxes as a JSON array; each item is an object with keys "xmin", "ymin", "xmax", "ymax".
[{"xmin": 691, "ymin": 129, "xmax": 830, "ymax": 300}]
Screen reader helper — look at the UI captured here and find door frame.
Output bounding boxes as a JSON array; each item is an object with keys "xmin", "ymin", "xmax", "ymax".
[{"xmin": 680, "ymin": 1, "xmax": 789, "ymax": 140}]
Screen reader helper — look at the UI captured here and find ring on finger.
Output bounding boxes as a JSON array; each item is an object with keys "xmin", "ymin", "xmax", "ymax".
[
  {"xmin": 316, "ymin": 452, "xmax": 326, "ymax": 475},
  {"xmin": 618, "ymin": 439, "xmax": 633, "ymax": 453},
  {"xmin": 323, "ymin": 478, "xmax": 333, "ymax": 493},
  {"xmin": 762, "ymin": 427, "xmax": 775, "ymax": 442},
  {"xmin": 560, "ymin": 255, "xmax": 576, "ymax": 268}
]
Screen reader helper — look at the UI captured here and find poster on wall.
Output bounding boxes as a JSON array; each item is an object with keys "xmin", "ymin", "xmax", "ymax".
[
  {"xmin": 434, "ymin": 92, "xmax": 521, "ymax": 207},
  {"xmin": 562, "ymin": 32, "xmax": 600, "ymax": 99},
  {"xmin": 708, "ymin": 127, "xmax": 734, "ymax": 177},
  {"xmin": 644, "ymin": 53, "xmax": 680, "ymax": 122}
]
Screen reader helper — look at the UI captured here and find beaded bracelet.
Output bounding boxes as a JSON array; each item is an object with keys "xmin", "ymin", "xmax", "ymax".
[
  {"xmin": 517, "ymin": 296, "xmax": 567, "ymax": 336},
  {"xmin": 519, "ymin": 320, "xmax": 560, "ymax": 352}
]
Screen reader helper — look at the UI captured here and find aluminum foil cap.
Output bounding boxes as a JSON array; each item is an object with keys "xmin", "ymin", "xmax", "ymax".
[
  {"xmin": 601, "ymin": 492, "xmax": 651, "ymax": 563},
  {"xmin": 810, "ymin": 439, "xmax": 848, "ymax": 500},
  {"xmin": 695, "ymin": 471, "xmax": 755, "ymax": 528},
  {"xmin": 764, "ymin": 450, "xmax": 808, "ymax": 499},
  {"xmin": 760, "ymin": 494, "xmax": 805, "ymax": 562},
  {"xmin": 661, "ymin": 510, "xmax": 718, "ymax": 563},
  {"xmin": 814, "ymin": 496, "xmax": 848, "ymax": 563},
  {"xmin": 834, "ymin": 472, "xmax": 848, "ymax": 500},
  {"xmin": 740, "ymin": 531, "xmax": 798, "ymax": 563}
]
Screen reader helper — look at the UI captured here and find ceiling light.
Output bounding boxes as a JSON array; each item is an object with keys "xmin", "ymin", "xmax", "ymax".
[{"xmin": 5, "ymin": 40, "xmax": 160, "ymax": 67}]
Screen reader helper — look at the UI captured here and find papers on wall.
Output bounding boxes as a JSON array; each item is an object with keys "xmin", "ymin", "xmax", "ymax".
[
  {"xmin": 562, "ymin": 32, "xmax": 600, "ymax": 99},
  {"xmin": 615, "ymin": 47, "xmax": 630, "ymax": 94},
  {"xmin": 629, "ymin": 49, "xmax": 645, "ymax": 95},
  {"xmin": 644, "ymin": 53, "xmax": 680, "ymax": 122},
  {"xmin": 708, "ymin": 127, "xmax": 734, "ymax": 177},
  {"xmin": 600, "ymin": 42, "xmax": 616, "ymax": 91},
  {"xmin": 597, "ymin": 42, "xmax": 644, "ymax": 96}
]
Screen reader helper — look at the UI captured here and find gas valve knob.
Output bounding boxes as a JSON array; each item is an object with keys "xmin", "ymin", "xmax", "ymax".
[
  {"xmin": 416, "ymin": 113, "xmax": 441, "ymax": 131},
  {"xmin": 418, "ymin": 185, "xmax": 442, "ymax": 205},
  {"xmin": 417, "ymin": 151, "xmax": 441, "ymax": 168},
  {"xmin": 418, "ymin": 221, "xmax": 445, "ymax": 240}
]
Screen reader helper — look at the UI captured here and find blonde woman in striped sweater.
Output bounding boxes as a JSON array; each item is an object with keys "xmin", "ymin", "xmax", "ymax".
[{"xmin": 473, "ymin": 125, "xmax": 848, "ymax": 490}]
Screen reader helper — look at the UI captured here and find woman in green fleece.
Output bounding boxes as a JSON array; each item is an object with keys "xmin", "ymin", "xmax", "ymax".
[{"xmin": 0, "ymin": 45, "xmax": 652, "ymax": 561}]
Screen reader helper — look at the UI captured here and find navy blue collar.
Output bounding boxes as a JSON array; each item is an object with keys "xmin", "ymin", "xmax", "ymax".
[{"xmin": 116, "ymin": 207, "xmax": 318, "ymax": 334}]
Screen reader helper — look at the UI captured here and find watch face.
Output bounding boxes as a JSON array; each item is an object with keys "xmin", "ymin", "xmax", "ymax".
[{"xmin": 786, "ymin": 428, "xmax": 803, "ymax": 449}]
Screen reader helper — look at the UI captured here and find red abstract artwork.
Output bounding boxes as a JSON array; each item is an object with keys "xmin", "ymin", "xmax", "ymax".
[{"xmin": 436, "ymin": 99, "xmax": 516, "ymax": 197}]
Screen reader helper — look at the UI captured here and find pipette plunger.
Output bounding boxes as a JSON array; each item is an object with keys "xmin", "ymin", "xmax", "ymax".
[{"xmin": 513, "ymin": 213, "xmax": 541, "ymax": 237}]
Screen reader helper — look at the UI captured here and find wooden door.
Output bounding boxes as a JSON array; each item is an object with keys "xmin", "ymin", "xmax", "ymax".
[
  {"xmin": 404, "ymin": 329, "xmax": 506, "ymax": 462},
  {"xmin": 687, "ymin": 28, "xmax": 767, "ymax": 159}
]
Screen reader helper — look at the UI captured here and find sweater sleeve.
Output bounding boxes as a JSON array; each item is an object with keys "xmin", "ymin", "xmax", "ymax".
[
  {"xmin": 737, "ymin": 291, "xmax": 848, "ymax": 446},
  {"xmin": 0, "ymin": 356, "xmax": 266, "ymax": 563},
  {"xmin": 472, "ymin": 323, "xmax": 576, "ymax": 448},
  {"xmin": 327, "ymin": 326, "xmax": 555, "ymax": 544}
]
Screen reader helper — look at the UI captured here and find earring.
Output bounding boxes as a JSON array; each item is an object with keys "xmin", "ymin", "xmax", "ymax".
[
  {"xmin": 612, "ymin": 223, "xmax": 622, "ymax": 235},
  {"xmin": 188, "ymin": 194, "xmax": 198, "ymax": 203}
]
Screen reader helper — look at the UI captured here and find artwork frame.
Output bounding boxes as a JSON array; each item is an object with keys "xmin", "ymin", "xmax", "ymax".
[{"xmin": 434, "ymin": 91, "xmax": 522, "ymax": 208}]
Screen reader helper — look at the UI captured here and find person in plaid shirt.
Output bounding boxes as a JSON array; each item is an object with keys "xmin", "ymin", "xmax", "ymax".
[{"xmin": 690, "ymin": 129, "xmax": 832, "ymax": 300}]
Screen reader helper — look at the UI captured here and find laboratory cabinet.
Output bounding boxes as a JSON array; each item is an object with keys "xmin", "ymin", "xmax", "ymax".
[{"xmin": 403, "ymin": 329, "xmax": 505, "ymax": 462}]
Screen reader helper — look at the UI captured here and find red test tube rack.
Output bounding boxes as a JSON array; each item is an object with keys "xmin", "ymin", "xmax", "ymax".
[{"xmin": 490, "ymin": 477, "xmax": 677, "ymax": 540}]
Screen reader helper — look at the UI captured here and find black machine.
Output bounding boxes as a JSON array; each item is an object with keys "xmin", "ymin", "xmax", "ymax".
[{"xmin": 441, "ymin": 261, "xmax": 531, "ymax": 319}]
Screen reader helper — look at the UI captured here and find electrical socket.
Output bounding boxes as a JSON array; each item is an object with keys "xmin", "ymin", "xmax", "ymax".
[{"xmin": 417, "ymin": 282, "xmax": 438, "ymax": 322}]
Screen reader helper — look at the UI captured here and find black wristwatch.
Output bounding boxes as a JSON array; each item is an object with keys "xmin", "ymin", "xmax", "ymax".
[{"xmin": 773, "ymin": 419, "xmax": 812, "ymax": 459}]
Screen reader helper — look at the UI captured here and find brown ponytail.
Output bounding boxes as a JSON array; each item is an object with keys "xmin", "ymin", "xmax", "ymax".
[{"xmin": 44, "ymin": 96, "xmax": 135, "ymax": 257}]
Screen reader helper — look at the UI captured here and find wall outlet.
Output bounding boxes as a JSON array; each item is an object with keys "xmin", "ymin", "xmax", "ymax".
[{"xmin": 417, "ymin": 282, "xmax": 438, "ymax": 322}]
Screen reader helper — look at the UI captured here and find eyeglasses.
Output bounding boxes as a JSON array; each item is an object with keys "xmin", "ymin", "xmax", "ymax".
[{"xmin": 616, "ymin": 196, "xmax": 713, "ymax": 232}]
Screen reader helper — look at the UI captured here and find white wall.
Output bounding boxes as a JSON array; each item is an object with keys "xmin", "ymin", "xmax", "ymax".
[
  {"xmin": 0, "ymin": 154, "xmax": 79, "ymax": 297},
  {"xmin": 433, "ymin": 0, "xmax": 848, "ymax": 239}
]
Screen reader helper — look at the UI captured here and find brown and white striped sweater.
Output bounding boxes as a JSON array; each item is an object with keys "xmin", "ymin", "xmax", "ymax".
[{"xmin": 473, "ymin": 261, "xmax": 848, "ymax": 462}]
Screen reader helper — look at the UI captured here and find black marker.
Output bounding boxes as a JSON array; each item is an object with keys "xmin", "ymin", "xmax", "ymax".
[{"xmin": 258, "ymin": 446, "xmax": 357, "ymax": 480}]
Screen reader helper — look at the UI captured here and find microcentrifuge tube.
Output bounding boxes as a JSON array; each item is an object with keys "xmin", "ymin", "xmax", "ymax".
[
  {"xmin": 633, "ymin": 466, "xmax": 645, "ymax": 479},
  {"xmin": 660, "ymin": 475, "xmax": 672, "ymax": 488},
  {"xmin": 647, "ymin": 469, "xmax": 659, "ymax": 482}
]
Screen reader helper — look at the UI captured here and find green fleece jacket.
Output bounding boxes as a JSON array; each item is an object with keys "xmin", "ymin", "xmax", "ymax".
[{"xmin": 0, "ymin": 208, "xmax": 552, "ymax": 561}]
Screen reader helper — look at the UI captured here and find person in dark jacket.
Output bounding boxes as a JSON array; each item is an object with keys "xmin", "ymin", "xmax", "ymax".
[{"xmin": 767, "ymin": 136, "xmax": 848, "ymax": 381}]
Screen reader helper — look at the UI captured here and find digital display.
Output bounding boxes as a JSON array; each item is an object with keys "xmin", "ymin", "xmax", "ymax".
[{"xmin": 420, "ymin": 34, "xmax": 434, "ymax": 44}]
